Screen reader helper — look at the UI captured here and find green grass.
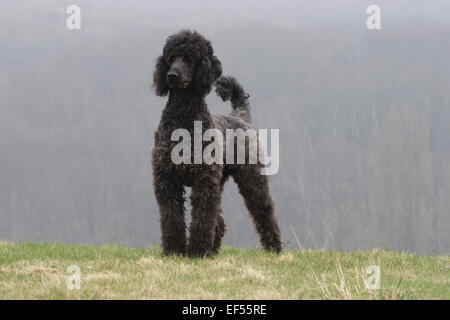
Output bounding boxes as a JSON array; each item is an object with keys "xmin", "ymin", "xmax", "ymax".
[{"xmin": 0, "ymin": 241, "xmax": 448, "ymax": 299}]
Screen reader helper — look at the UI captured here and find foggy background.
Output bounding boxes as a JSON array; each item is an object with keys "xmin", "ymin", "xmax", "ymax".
[{"xmin": 1, "ymin": 0, "xmax": 449, "ymax": 254}]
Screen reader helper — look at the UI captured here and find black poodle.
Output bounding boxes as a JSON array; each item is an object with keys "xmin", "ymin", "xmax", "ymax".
[{"xmin": 152, "ymin": 30, "xmax": 282, "ymax": 257}]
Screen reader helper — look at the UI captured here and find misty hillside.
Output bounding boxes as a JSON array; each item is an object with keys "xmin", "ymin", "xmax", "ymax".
[{"xmin": 0, "ymin": 1, "xmax": 449, "ymax": 254}]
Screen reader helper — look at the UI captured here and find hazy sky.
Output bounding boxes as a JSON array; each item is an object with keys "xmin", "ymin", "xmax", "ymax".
[
  {"xmin": 2, "ymin": 0, "xmax": 450, "ymax": 30},
  {"xmin": 1, "ymin": 1, "xmax": 449, "ymax": 254}
]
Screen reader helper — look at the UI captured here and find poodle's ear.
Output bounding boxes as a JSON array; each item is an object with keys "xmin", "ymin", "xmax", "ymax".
[
  {"xmin": 210, "ymin": 55, "xmax": 223, "ymax": 83},
  {"xmin": 195, "ymin": 55, "xmax": 222, "ymax": 94},
  {"xmin": 153, "ymin": 55, "xmax": 169, "ymax": 96}
]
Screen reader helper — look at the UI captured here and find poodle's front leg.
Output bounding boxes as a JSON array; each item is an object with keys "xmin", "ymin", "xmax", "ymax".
[
  {"xmin": 154, "ymin": 173, "xmax": 186, "ymax": 256},
  {"xmin": 187, "ymin": 169, "xmax": 222, "ymax": 258}
]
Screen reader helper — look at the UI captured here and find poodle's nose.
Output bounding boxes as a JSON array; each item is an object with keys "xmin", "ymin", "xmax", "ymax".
[{"xmin": 167, "ymin": 70, "xmax": 180, "ymax": 85}]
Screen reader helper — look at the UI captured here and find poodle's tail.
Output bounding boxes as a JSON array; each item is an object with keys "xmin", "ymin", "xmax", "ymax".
[{"xmin": 215, "ymin": 76, "xmax": 251, "ymax": 123}]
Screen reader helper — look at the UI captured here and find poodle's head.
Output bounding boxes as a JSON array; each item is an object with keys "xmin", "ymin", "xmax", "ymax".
[{"xmin": 153, "ymin": 30, "xmax": 222, "ymax": 97}]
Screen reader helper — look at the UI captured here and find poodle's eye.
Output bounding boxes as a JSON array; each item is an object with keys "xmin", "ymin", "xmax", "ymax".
[{"xmin": 202, "ymin": 57, "xmax": 209, "ymax": 65}]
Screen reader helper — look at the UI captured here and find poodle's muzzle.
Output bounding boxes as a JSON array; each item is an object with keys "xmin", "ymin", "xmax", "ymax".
[{"xmin": 166, "ymin": 57, "xmax": 192, "ymax": 89}]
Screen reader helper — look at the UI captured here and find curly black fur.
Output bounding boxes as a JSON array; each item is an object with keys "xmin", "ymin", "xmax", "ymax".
[
  {"xmin": 215, "ymin": 76, "xmax": 251, "ymax": 123},
  {"xmin": 152, "ymin": 30, "xmax": 282, "ymax": 258}
]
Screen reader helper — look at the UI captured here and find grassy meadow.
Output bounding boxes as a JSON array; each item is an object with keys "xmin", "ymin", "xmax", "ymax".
[{"xmin": 0, "ymin": 242, "xmax": 448, "ymax": 299}]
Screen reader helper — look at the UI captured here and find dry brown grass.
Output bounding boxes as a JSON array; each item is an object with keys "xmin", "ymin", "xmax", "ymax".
[{"xmin": 0, "ymin": 243, "xmax": 448, "ymax": 299}]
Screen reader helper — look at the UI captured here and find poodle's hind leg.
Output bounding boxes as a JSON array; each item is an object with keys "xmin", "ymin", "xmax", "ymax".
[
  {"xmin": 154, "ymin": 173, "xmax": 187, "ymax": 256},
  {"xmin": 187, "ymin": 167, "xmax": 223, "ymax": 258},
  {"xmin": 232, "ymin": 166, "xmax": 282, "ymax": 253},
  {"xmin": 212, "ymin": 213, "xmax": 226, "ymax": 254},
  {"xmin": 211, "ymin": 173, "xmax": 229, "ymax": 255}
]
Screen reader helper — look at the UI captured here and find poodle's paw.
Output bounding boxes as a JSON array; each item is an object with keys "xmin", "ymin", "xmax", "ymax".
[
  {"xmin": 186, "ymin": 243, "xmax": 214, "ymax": 259},
  {"xmin": 162, "ymin": 244, "xmax": 186, "ymax": 257},
  {"xmin": 263, "ymin": 239, "xmax": 283, "ymax": 254}
]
